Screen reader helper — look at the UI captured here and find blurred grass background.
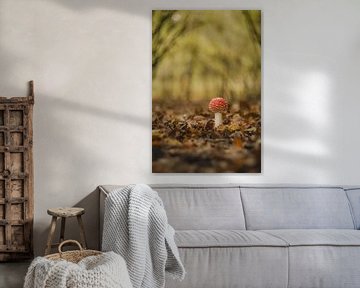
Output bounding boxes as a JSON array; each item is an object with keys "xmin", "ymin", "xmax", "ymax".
[{"xmin": 152, "ymin": 10, "xmax": 261, "ymax": 104}]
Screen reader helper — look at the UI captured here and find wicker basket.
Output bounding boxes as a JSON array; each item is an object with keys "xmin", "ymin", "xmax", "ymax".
[{"xmin": 45, "ymin": 240, "xmax": 102, "ymax": 263}]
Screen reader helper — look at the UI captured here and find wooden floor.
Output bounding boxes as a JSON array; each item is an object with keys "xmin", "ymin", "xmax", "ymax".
[{"xmin": 0, "ymin": 261, "xmax": 30, "ymax": 288}]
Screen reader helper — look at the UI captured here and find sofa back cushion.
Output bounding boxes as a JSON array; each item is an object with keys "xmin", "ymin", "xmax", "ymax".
[
  {"xmin": 345, "ymin": 188, "xmax": 360, "ymax": 229},
  {"xmin": 240, "ymin": 186, "xmax": 355, "ymax": 230},
  {"xmin": 152, "ymin": 185, "xmax": 246, "ymax": 230}
]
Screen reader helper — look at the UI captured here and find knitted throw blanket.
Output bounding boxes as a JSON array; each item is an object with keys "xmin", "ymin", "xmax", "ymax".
[
  {"xmin": 102, "ymin": 184, "xmax": 185, "ymax": 288},
  {"xmin": 24, "ymin": 251, "xmax": 133, "ymax": 288}
]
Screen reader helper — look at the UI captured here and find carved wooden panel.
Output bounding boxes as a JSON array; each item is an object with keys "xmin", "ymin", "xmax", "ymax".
[{"xmin": 0, "ymin": 81, "xmax": 34, "ymax": 261}]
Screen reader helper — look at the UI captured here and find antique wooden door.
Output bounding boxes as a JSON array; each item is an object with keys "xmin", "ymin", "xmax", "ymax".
[{"xmin": 0, "ymin": 82, "xmax": 34, "ymax": 261}]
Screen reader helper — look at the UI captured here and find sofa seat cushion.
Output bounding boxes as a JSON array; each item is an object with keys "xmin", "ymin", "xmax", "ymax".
[
  {"xmin": 260, "ymin": 230, "xmax": 360, "ymax": 288},
  {"xmin": 262, "ymin": 229, "xmax": 360, "ymax": 246},
  {"xmin": 175, "ymin": 230, "xmax": 288, "ymax": 248}
]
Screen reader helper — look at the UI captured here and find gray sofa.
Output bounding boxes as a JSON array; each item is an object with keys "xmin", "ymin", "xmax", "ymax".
[{"xmin": 99, "ymin": 185, "xmax": 360, "ymax": 288}]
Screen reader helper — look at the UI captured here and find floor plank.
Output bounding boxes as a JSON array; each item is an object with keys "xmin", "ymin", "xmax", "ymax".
[{"xmin": 0, "ymin": 261, "xmax": 30, "ymax": 288}]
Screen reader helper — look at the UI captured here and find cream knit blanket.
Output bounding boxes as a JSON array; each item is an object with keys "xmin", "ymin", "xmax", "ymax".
[
  {"xmin": 24, "ymin": 251, "xmax": 132, "ymax": 288},
  {"xmin": 102, "ymin": 184, "xmax": 185, "ymax": 288}
]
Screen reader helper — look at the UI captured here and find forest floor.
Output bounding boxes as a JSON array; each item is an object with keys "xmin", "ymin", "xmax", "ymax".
[{"xmin": 152, "ymin": 99, "xmax": 261, "ymax": 173}]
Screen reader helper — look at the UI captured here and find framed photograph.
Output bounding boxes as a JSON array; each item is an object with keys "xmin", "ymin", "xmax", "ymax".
[{"xmin": 152, "ymin": 10, "xmax": 261, "ymax": 173}]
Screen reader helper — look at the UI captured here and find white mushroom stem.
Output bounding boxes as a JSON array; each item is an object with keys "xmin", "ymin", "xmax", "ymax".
[{"xmin": 214, "ymin": 112, "xmax": 223, "ymax": 128}]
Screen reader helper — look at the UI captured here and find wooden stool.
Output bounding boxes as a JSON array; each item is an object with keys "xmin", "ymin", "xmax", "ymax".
[{"xmin": 45, "ymin": 207, "xmax": 87, "ymax": 255}]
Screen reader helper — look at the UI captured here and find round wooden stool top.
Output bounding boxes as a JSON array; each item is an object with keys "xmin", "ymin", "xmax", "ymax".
[{"xmin": 47, "ymin": 207, "xmax": 85, "ymax": 218}]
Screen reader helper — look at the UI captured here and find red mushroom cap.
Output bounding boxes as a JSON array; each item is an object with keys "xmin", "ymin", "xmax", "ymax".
[{"xmin": 208, "ymin": 97, "xmax": 228, "ymax": 113}]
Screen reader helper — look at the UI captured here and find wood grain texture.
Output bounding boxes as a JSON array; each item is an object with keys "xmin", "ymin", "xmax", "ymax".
[
  {"xmin": 0, "ymin": 81, "xmax": 34, "ymax": 261},
  {"xmin": 47, "ymin": 207, "xmax": 85, "ymax": 217}
]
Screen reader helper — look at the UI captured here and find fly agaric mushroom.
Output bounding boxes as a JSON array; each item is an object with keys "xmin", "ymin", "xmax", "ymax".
[{"xmin": 208, "ymin": 97, "xmax": 228, "ymax": 128}]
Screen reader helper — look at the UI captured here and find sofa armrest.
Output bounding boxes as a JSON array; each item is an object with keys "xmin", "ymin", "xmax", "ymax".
[{"xmin": 98, "ymin": 186, "xmax": 109, "ymax": 250}]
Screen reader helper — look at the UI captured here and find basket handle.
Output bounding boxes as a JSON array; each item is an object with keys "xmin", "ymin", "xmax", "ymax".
[{"xmin": 58, "ymin": 240, "xmax": 83, "ymax": 255}]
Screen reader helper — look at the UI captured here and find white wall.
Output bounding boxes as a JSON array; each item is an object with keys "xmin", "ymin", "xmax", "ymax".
[{"xmin": 0, "ymin": 0, "xmax": 359, "ymax": 255}]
